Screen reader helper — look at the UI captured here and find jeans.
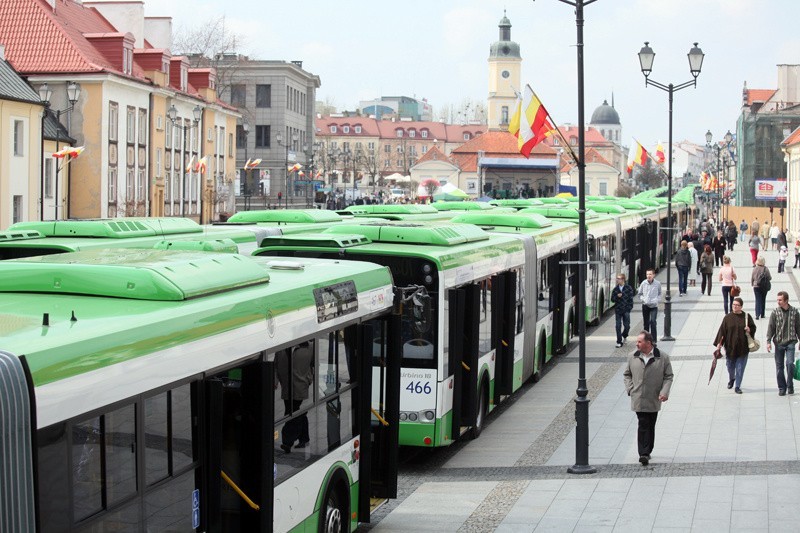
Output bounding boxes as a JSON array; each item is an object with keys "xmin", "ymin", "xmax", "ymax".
[
  {"xmin": 615, "ymin": 311, "xmax": 630, "ymax": 344},
  {"xmin": 795, "ymin": 253, "xmax": 800, "ymax": 268},
  {"xmin": 779, "ymin": 260, "xmax": 786, "ymax": 273},
  {"xmin": 677, "ymin": 266, "xmax": 689, "ymax": 294},
  {"xmin": 726, "ymin": 355, "xmax": 748, "ymax": 389},
  {"xmin": 636, "ymin": 411, "xmax": 658, "ymax": 456},
  {"xmin": 727, "ymin": 237, "xmax": 736, "ymax": 250},
  {"xmin": 740, "ymin": 232, "xmax": 746, "ymax": 243},
  {"xmin": 722, "ymin": 285, "xmax": 733, "ymax": 314},
  {"xmin": 642, "ymin": 305, "xmax": 658, "ymax": 337},
  {"xmin": 774, "ymin": 343, "xmax": 796, "ymax": 392},
  {"xmin": 753, "ymin": 287, "xmax": 767, "ymax": 319},
  {"xmin": 701, "ymin": 272, "xmax": 713, "ymax": 295}
]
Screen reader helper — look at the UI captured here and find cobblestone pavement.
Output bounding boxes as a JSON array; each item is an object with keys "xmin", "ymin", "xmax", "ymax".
[{"xmin": 365, "ymin": 249, "xmax": 800, "ymax": 532}]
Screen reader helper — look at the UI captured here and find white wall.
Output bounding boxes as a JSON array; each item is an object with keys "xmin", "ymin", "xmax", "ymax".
[{"xmin": 84, "ymin": 1, "xmax": 145, "ymax": 47}]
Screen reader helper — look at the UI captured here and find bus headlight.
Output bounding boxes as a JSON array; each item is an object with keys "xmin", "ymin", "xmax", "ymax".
[
  {"xmin": 423, "ymin": 410, "xmax": 435, "ymax": 421},
  {"xmin": 399, "ymin": 412, "xmax": 408, "ymax": 421},
  {"xmin": 408, "ymin": 412, "xmax": 418, "ymax": 422}
]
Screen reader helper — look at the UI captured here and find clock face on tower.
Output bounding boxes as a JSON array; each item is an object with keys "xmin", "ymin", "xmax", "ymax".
[
  {"xmin": 501, "ymin": 70, "xmax": 510, "ymax": 79},
  {"xmin": 502, "ymin": 45, "xmax": 510, "ymax": 55}
]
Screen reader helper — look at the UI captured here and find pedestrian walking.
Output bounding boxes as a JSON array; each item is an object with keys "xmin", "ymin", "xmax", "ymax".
[
  {"xmin": 719, "ymin": 255, "xmax": 737, "ymax": 314},
  {"xmin": 751, "ymin": 217, "xmax": 760, "ymax": 238},
  {"xmin": 688, "ymin": 241, "xmax": 699, "ymax": 287},
  {"xmin": 637, "ymin": 268, "xmax": 662, "ymax": 337},
  {"xmin": 766, "ymin": 291, "xmax": 800, "ymax": 396},
  {"xmin": 749, "ymin": 231, "xmax": 763, "ymax": 266},
  {"xmin": 726, "ymin": 221, "xmax": 737, "ymax": 250},
  {"xmin": 712, "ymin": 231, "xmax": 726, "ymax": 267},
  {"xmin": 623, "ymin": 331, "xmax": 673, "ymax": 466},
  {"xmin": 713, "ymin": 297, "xmax": 756, "ymax": 394},
  {"xmin": 767, "ymin": 291, "xmax": 800, "ymax": 396},
  {"xmin": 675, "ymin": 241, "xmax": 691, "ymax": 296},
  {"xmin": 778, "ymin": 228, "xmax": 788, "ymax": 250},
  {"xmin": 739, "ymin": 219, "xmax": 749, "ymax": 243},
  {"xmin": 612, "ymin": 273, "xmax": 635, "ymax": 347},
  {"xmin": 779, "ymin": 246, "xmax": 789, "ymax": 273},
  {"xmin": 795, "ymin": 237, "xmax": 800, "ymax": 268},
  {"xmin": 275, "ymin": 341, "xmax": 314, "ymax": 452},
  {"xmin": 700, "ymin": 244, "xmax": 715, "ymax": 296},
  {"xmin": 751, "ymin": 256, "xmax": 772, "ymax": 319}
]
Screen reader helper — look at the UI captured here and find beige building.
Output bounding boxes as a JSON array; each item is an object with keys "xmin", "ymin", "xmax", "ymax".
[{"xmin": 783, "ymin": 126, "xmax": 800, "ymax": 240}]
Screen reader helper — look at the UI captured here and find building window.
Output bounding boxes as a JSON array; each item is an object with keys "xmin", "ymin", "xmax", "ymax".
[
  {"xmin": 236, "ymin": 125, "xmax": 247, "ymax": 149},
  {"xmin": 396, "ymin": 129, "xmax": 403, "ymax": 138},
  {"xmin": 330, "ymin": 126, "xmax": 337, "ymax": 133},
  {"xmin": 409, "ymin": 130, "xmax": 416, "ymax": 138},
  {"xmin": 13, "ymin": 120, "xmax": 23, "ymax": 156},
  {"xmin": 368, "ymin": 142, "xmax": 375, "ymax": 150},
  {"xmin": 13, "ymin": 195, "xmax": 22, "ymax": 223},
  {"xmin": 126, "ymin": 106, "xmax": 135, "ymax": 144},
  {"xmin": 599, "ymin": 182, "xmax": 608, "ymax": 195},
  {"xmin": 421, "ymin": 130, "xmax": 428, "ymax": 138},
  {"xmin": 230, "ymin": 84, "xmax": 246, "ymax": 107},
  {"xmin": 501, "ymin": 106, "xmax": 509, "ymax": 125},
  {"xmin": 384, "ymin": 144, "xmax": 391, "ymax": 153},
  {"xmin": 463, "ymin": 133, "xmax": 471, "ymax": 141},
  {"xmin": 255, "ymin": 125, "xmax": 270, "ymax": 148},
  {"xmin": 138, "ymin": 109, "xmax": 148, "ymax": 146},
  {"xmin": 109, "ymin": 102, "xmax": 119, "ymax": 142},
  {"xmin": 156, "ymin": 148, "xmax": 162, "ymax": 178},
  {"xmin": 228, "ymin": 133, "xmax": 234, "ymax": 156},
  {"xmin": 343, "ymin": 126, "xmax": 350, "ymax": 133},
  {"xmin": 355, "ymin": 126, "xmax": 362, "ymax": 134},
  {"xmin": 255, "ymin": 84, "xmax": 271, "ymax": 108},
  {"xmin": 108, "ymin": 167, "xmax": 118, "ymax": 203},
  {"xmin": 45, "ymin": 159, "xmax": 53, "ymax": 198}
]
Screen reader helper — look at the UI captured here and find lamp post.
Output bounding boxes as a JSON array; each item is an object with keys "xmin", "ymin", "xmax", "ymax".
[
  {"xmin": 39, "ymin": 81, "xmax": 81, "ymax": 220},
  {"xmin": 705, "ymin": 130, "xmax": 722, "ymax": 221},
  {"xmin": 305, "ymin": 141, "xmax": 321, "ymax": 206},
  {"xmin": 638, "ymin": 40, "xmax": 705, "ymax": 342},
  {"xmin": 240, "ymin": 119, "xmax": 251, "ymax": 209},
  {"xmin": 723, "ymin": 130, "xmax": 733, "ymax": 222},
  {"xmin": 167, "ymin": 104, "xmax": 203, "ymax": 217},
  {"xmin": 276, "ymin": 131, "xmax": 298, "ymax": 208},
  {"xmin": 553, "ymin": 0, "xmax": 598, "ymax": 476}
]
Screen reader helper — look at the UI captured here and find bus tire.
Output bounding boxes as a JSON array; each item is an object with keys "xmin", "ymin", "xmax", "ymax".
[
  {"xmin": 318, "ymin": 470, "xmax": 349, "ymax": 533},
  {"xmin": 469, "ymin": 377, "xmax": 488, "ymax": 439},
  {"xmin": 532, "ymin": 338, "xmax": 546, "ymax": 382}
]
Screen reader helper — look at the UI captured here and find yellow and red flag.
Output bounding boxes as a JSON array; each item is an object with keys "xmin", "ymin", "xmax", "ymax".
[
  {"xmin": 196, "ymin": 156, "xmax": 208, "ymax": 174},
  {"xmin": 288, "ymin": 163, "xmax": 302, "ymax": 173},
  {"xmin": 509, "ymin": 85, "xmax": 556, "ymax": 157},
  {"xmin": 626, "ymin": 139, "xmax": 650, "ymax": 173},
  {"xmin": 244, "ymin": 158, "xmax": 262, "ymax": 170},
  {"xmin": 52, "ymin": 146, "xmax": 85, "ymax": 159},
  {"xmin": 655, "ymin": 142, "xmax": 665, "ymax": 165},
  {"xmin": 185, "ymin": 155, "xmax": 196, "ymax": 173}
]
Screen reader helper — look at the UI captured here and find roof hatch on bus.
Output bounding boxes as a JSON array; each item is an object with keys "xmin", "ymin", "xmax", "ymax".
[
  {"xmin": 430, "ymin": 201, "xmax": 494, "ymax": 211},
  {"xmin": 0, "ymin": 229, "xmax": 44, "ymax": 241},
  {"xmin": 586, "ymin": 203, "xmax": 627, "ymax": 214},
  {"xmin": 517, "ymin": 207, "xmax": 599, "ymax": 220},
  {"xmin": 343, "ymin": 204, "xmax": 438, "ymax": 215},
  {"xmin": 259, "ymin": 233, "xmax": 372, "ymax": 248},
  {"xmin": 0, "ymin": 249, "xmax": 270, "ymax": 300},
  {"xmin": 8, "ymin": 218, "xmax": 203, "ymax": 238},
  {"xmin": 450, "ymin": 213, "xmax": 553, "ymax": 229},
  {"xmin": 225, "ymin": 209, "xmax": 343, "ymax": 224},
  {"xmin": 324, "ymin": 223, "xmax": 490, "ymax": 245},
  {"xmin": 152, "ymin": 238, "xmax": 239, "ymax": 253}
]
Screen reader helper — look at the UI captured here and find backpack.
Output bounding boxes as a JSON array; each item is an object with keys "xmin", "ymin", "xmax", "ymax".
[{"xmin": 757, "ymin": 268, "xmax": 771, "ymax": 292}]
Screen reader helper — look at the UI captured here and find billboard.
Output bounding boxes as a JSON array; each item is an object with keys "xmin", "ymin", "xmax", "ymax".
[{"xmin": 754, "ymin": 178, "xmax": 787, "ymax": 201}]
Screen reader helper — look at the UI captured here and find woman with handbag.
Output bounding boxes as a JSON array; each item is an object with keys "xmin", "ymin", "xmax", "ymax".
[
  {"xmin": 751, "ymin": 256, "xmax": 772, "ymax": 319},
  {"xmin": 713, "ymin": 230, "xmax": 727, "ymax": 267},
  {"xmin": 719, "ymin": 255, "xmax": 737, "ymax": 314},
  {"xmin": 713, "ymin": 297, "xmax": 757, "ymax": 394},
  {"xmin": 699, "ymin": 244, "xmax": 715, "ymax": 296}
]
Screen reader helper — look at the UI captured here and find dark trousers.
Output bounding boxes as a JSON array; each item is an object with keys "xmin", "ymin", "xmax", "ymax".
[
  {"xmin": 282, "ymin": 399, "xmax": 310, "ymax": 446},
  {"xmin": 642, "ymin": 305, "xmax": 658, "ymax": 337},
  {"xmin": 722, "ymin": 285, "xmax": 733, "ymax": 314},
  {"xmin": 715, "ymin": 252, "xmax": 724, "ymax": 266},
  {"xmin": 677, "ymin": 266, "xmax": 689, "ymax": 294},
  {"xmin": 701, "ymin": 272, "xmax": 713, "ymax": 295},
  {"xmin": 754, "ymin": 287, "xmax": 767, "ymax": 319},
  {"xmin": 727, "ymin": 237, "xmax": 736, "ymax": 250},
  {"xmin": 636, "ymin": 411, "xmax": 658, "ymax": 456},
  {"xmin": 774, "ymin": 343, "xmax": 796, "ymax": 393},
  {"xmin": 615, "ymin": 311, "xmax": 630, "ymax": 344},
  {"xmin": 779, "ymin": 260, "xmax": 786, "ymax": 273},
  {"xmin": 795, "ymin": 253, "xmax": 800, "ymax": 268}
]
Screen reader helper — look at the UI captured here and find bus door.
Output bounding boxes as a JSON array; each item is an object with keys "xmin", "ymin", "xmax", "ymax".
[
  {"xmin": 450, "ymin": 284, "xmax": 480, "ymax": 435},
  {"xmin": 492, "ymin": 271, "xmax": 517, "ymax": 402},
  {"xmin": 625, "ymin": 229, "xmax": 637, "ymax": 285},
  {"xmin": 636, "ymin": 225, "xmax": 649, "ymax": 274},
  {"xmin": 204, "ymin": 359, "xmax": 272, "ymax": 533},
  {"xmin": 587, "ymin": 237, "xmax": 599, "ymax": 320},
  {"xmin": 548, "ymin": 253, "xmax": 567, "ymax": 354},
  {"xmin": 361, "ymin": 316, "xmax": 401, "ymax": 518}
]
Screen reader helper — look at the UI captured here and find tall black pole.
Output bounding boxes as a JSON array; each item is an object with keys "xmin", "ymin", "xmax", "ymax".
[
  {"xmin": 663, "ymin": 85, "xmax": 675, "ymax": 341},
  {"xmin": 567, "ymin": 0, "xmax": 596, "ymax": 475}
]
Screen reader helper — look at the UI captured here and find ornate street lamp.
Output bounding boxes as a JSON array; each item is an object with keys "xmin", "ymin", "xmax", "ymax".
[
  {"xmin": 638, "ymin": 40, "xmax": 705, "ymax": 342},
  {"xmin": 39, "ymin": 81, "xmax": 81, "ymax": 220},
  {"xmin": 166, "ymin": 104, "xmax": 203, "ymax": 217},
  {"xmin": 276, "ymin": 131, "xmax": 299, "ymax": 207}
]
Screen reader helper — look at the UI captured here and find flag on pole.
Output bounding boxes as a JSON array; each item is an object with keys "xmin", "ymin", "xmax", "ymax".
[
  {"xmin": 288, "ymin": 163, "xmax": 302, "ymax": 173},
  {"xmin": 626, "ymin": 139, "xmax": 650, "ymax": 173},
  {"xmin": 244, "ymin": 158, "xmax": 262, "ymax": 170},
  {"xmin": 195, "ymin": 155, "xmax": 208, "ymax": 174},
  {"xmin": 655, "ymin": 142, "xmax": 665, "ymax": 165},
  {"xmin": 508, "ymin": 85, "xmax": 556, "ymax": 157},
  {"xmin": 53, "ymin": 146, "xmax": 85, "ymax": 159},
  {"xmin": 186, "ymin": 155, "xmax": 195, "ymax": 173}
]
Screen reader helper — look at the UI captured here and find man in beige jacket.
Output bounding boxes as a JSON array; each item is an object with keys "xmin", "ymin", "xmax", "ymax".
[{"xmin": 623, "ymin": 331, "xmax": 674, "ymax": 466}]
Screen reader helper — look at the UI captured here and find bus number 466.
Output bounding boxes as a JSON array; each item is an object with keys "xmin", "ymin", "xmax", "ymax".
[{"xmin": 406, "ymin": 381, "xmax": 432, "ymax": 394}]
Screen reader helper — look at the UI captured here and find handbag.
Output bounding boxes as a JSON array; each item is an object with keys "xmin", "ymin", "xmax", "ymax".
[
  {"xmin": 745, "ymin": 313, "xmax": 760, "ymax": 352},
  {"xmin": 730, "ymin": 284, "xmax": 741, "ymax": 297}
]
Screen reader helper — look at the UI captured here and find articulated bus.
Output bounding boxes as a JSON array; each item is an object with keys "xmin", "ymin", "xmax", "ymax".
[{"xmin": 0, "ymin": 249, "xmax": 400, "ymax": 533}]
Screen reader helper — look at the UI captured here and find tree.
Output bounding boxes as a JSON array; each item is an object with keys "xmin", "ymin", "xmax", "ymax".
[
  {"xmin": 615, "ymin": 182, "xmax": 636, "ymax": 198},
  {"xmin": 172, "ymin": 16, "xmax": 245, "ymax": 101},
  {"xmin": 633, "ymin": 161, "xmax": 666, "ymax": 192}
]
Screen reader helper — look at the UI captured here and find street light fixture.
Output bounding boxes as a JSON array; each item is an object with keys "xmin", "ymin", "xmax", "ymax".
[
  {"xmin": 166, "ymin": 104, "xmax": 203, "ymax": 217},
  {"xmin": 276, "ymin": 131, "xmax": 299, "ymax": 208},
  {"xmin": 638, "ymin": 40, "xmax": 705, "ymax": 342},
  {"xmin": 39, "ymin": 81, "xmax": 81, "ymax": 220}
]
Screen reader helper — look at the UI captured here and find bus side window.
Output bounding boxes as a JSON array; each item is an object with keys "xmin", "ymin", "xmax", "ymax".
[
  {"xmin": 538, "ymin": 259, "xmax": 550, "ymax": 315},
  {"xmin": 478, "ymin": 279, "xmax": 492, "ymax": 355},
  {"xmin": 516, "ymin": 267, "xmax": 524, "ymax": 335}
]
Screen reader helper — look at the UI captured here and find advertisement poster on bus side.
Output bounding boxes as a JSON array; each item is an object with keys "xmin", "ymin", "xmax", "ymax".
[{"xmin": 754, "ymin": 178, "xmax": 787, "ymax": 201}]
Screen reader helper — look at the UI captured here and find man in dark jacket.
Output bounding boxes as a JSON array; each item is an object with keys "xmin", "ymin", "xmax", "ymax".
[
  {"xmin": 624, "ymin": 331, "xmax": 673, "ymax": 466},
  {"xmin": 612, "ymin": 273, "xmax": 635, "ymax": 347}
]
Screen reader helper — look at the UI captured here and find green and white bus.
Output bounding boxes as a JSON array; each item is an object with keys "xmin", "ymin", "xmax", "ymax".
[{"xmin": 0, "ymin": 249, "xmax": 400, "ymax": 532}]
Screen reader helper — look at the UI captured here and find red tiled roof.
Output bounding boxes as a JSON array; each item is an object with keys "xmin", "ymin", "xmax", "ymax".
[
  {"xmin": 584, "ymin": 147, "xmax": 611, "ymax": 166},
  {"xmin": 414, "ymin": 145, "xmax": 450, "ymax": 165},
  {"xmin": 782, "ymin": 125, "xmax": 800, "ymax": 147},
  {"xmin": 315, "ymin": 116, "xmax": 382, "ymax": 137},
  {"xmin": 747, "ymin": 89, "xmax": 776, "ymax": 106},
  {"xmin": 314, "ymin": 116, "xmax": 487, "ymax": 144},
  {"xmin": 449, "ymin": 131, "xmax": 557, "ymax": 172},
  {"xmin": 544, "ymin": 125, "xmax": 610, "ymax": 147},
  {"xmin": 0, "ymin": 0, "xmax": 122, "ymax": 74}
]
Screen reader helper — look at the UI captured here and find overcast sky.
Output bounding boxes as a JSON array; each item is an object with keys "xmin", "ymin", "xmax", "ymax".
[{"xmin": 148, "ymin": 0, "xmax": 800, "ymax": 149}]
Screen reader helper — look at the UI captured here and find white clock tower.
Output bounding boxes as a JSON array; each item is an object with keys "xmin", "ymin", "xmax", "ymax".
[{"xmin": 488, "ymin": 11, "xmax": 522, "ymax": 131}]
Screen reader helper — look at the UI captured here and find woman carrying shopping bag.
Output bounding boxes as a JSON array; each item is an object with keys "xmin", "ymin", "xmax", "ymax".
[{"xmin": 713, "ymin": 297, "xmax": 757, "ymax": 394}]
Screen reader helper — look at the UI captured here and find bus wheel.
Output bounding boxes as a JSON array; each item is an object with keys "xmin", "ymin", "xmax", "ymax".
[
  {"xmin": 469, "ymin": 378, "xmax": 488, "ymax": 439},
  {"xmin": 319, "ymin": 473, "xmax": 348, "ymax": 533},
  {"xmin": 532, "ymin": 339, "xmax": 546, "ymax": 383}
]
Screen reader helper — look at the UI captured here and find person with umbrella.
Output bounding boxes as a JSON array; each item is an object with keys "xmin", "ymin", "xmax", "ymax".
[
  {"xmin": 623, "ymin": 331, "xmax": 673, "ymax": 466},
  {"xmin": 713, "ymin": 297, "xmax": 756, "ymax": 394}
]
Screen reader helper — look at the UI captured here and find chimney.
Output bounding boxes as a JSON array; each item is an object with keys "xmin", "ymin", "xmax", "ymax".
[
  {"xmin": 84, "ymin": 1, "xmax": 145, "ymax": 48},
  {"xmin": 144, "ymin": 17, "xmax": 173, "ymax": 50}
]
